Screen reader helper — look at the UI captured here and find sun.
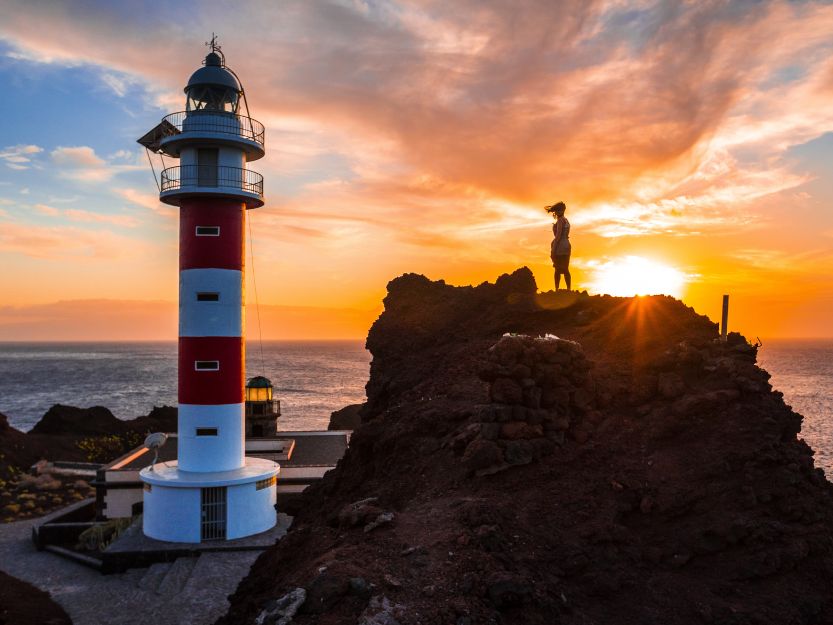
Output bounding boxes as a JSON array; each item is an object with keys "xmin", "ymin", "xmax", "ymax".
[{"xmin": 588, "ymin": 256, "xmax": 687, "ymax": 298}]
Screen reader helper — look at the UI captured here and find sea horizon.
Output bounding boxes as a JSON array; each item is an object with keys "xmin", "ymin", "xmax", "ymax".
[
  {"xmin": 1, "ymin": 338, "xmax": 830, "ymax": 475},
  {"xmin": 0, "ymin": 340, "xmax": 371, "ymax": 433},
  {"xmin": 1, "ymin": 335, "xmax": 831, "ymax": 343}
]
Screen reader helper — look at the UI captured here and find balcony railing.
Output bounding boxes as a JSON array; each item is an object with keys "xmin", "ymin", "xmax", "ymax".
[
  {"xmin": 246, "ymin": 399, "xmax": 281, "ymax": 418},
  {"xmin": 160, "ymin": 165, "xmax": 263, "ymax": 196},
  {"xmin": 161, "ymin": 111, "xmax": 265, "ymax": 148}
]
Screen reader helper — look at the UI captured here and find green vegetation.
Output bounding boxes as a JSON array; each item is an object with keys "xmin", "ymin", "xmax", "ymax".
[
  {"xmin": 76, "ymin": 516, "xmax": 135, "ymax": 552},
  {"xmin": 76, "ymin": 432, "xmax": 143, "ymax": 463}
]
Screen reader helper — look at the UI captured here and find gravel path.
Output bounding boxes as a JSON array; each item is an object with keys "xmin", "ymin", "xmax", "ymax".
[{"xmin": 0, "ymin": 518, "xmax": 285, "ymax": 625}]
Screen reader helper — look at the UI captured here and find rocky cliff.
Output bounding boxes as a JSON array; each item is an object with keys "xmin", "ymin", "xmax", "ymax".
[
  {"xmin": 220, "ymin": 268, "xmax": 833, "ymax": 625},
  {"xmin": 1, "ymin": 405, "xmax": 177, "ymax": 523}
]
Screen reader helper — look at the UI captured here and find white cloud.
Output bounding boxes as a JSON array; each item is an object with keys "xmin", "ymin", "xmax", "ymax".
[
  {"xmin": 51, "ymin": 146, "xmax": 105, "ymax": 168},
  {"xmin": 50, "ymin": 146, "xmax": 142, "ymax": 182},
  {"xmin": 0, "ymin": 144, "xmax": 42, "ymax": 170},
  {"xmin": 100, "ymin": 72, "xmax": 132, "ymax": 97}
]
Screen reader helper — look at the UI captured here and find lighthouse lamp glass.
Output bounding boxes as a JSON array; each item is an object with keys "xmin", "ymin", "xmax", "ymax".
[
  {"xmin": 186, "ymin": 85, "xmax": 240, "ymax": 114},
  {"xmin": 246, "ymin": 386, "xmax": 272, "ymax": 402}
]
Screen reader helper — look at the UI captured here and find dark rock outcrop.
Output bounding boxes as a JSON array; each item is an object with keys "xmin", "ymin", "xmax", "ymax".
[
  {"xmin": 1, "ymin": 405, "xmax": 177, "ymax": 523},
  {"xmin": 29, "ymin": 404, "xmax": 177, "ymax": 437},
  {"xmin": 328, "ymin": 403, "xmax": 364, "ymax": 431},
  {"xmin": 0, "ymin": 570, "xmax": 71, "ymax": 625},
  {"xmin": 219, "ymin": 268, "xmax": 833, "ymax": 625},
  {"xmin": 29, "ymin": 404, "xmax": 123, "ymax": 437}
]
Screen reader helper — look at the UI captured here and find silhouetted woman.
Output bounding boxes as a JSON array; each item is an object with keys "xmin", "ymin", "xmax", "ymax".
[{"xmin": 547, "ymin": 201, "xmax": 571, "ymax": 291}]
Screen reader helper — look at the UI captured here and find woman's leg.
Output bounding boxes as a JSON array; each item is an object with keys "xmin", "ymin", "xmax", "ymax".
[{"xmin": 555, "ymin": 256, "xmax": 570, "ymax": 291}]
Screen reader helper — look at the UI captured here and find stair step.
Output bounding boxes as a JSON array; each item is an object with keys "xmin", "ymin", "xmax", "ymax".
[
  {"xmin": 138, "ymin": 562, "xmax": 172, "ymax": 592},
  {"xmin": 156, "ymin": 557, "xmax": 199, "ymax": 596}
]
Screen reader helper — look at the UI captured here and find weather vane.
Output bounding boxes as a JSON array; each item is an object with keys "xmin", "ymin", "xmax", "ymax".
[
  {"xmin": 204, "ymin": 32, "xmax": 225, "ymax": 66},
  {"xmin": 206, "ymin": 32, "xmax": 221, "ymax": 54}
]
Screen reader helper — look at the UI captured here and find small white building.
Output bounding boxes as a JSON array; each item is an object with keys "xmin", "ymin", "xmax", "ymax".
[{"xmin": 95, "ymin": 431, "xmax": 350, "ymax": 521}]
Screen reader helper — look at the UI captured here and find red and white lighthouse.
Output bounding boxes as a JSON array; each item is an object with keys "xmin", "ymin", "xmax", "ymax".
[{"xmin": 138, "ymin": 41, "xmax": 278, "ymax": 543}]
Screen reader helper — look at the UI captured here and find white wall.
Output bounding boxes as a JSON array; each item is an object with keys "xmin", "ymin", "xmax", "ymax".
[
  {"xmin": 142, "ymin": 485, "xmax": 201, "ymax": 543},
  {"xmin": 178, "ymin": 403, "xmax": 245, "ymax": 472},
  {"xmin": 227, "ymin": 481, "xmax": 276, "ymax": 539},
  {"xmin": 179, "ymin": 268, "xmax": 244, "ymax": 337}
]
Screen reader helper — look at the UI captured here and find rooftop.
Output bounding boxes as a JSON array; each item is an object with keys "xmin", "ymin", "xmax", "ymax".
[{"xmin": 104, "ymin": 431, "xmax": 350, "ymax": 473}]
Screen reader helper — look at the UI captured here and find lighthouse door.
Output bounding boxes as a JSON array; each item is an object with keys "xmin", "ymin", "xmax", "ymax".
[
  {"xmin": 200, "ymin": 486, "xmax": 227, "ymax": 540},
  {"xmin": 197, "ymin": 148, "xmax": 219, "ymax": 187}
]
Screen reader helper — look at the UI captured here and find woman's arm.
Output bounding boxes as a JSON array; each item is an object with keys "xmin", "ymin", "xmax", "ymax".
[{"xmin": 554, "ymin": 218, "xmax": 564, "ymax": 243}]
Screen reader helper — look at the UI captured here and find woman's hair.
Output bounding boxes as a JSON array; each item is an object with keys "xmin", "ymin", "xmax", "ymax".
[{"xmin": 546, "ymin": 201, "xmax": 566, "ymax": 215}]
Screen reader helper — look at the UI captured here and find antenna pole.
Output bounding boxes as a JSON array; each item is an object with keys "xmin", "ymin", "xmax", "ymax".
[{"xmin": 721, "ymin": 294, "xmax": 729, "ymax": 342}]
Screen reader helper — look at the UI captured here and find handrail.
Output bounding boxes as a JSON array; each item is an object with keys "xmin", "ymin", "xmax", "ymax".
[
  {"xmin": 161, "ymin": 111, "xmax": 265, "ymax": 148},
  {"xmin": 160, "ymin": 165, "xmax": 263, "ymax": 196}
]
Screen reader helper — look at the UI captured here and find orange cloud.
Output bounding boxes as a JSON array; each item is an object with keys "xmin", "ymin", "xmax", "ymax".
[
  {"xmin": 116, "ymin": 188, "xmax": 176, "ymax": 218},
  {"xmin": 0, "ymin": 221, "xmax": 144, "ymax": 259},
  {"xmin": 0, "ymin": 299, "xmax": 375, "ymax": 341},
  {"xmin": 1, "ymin": 1, "xmax": 832, "ymax": 338}
]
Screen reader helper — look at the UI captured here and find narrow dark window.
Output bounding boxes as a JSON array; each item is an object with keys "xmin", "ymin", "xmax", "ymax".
[
  {"xmin": 194, "ymin": 360, "xmax": 220, "ymax": 371},
  {"xmin": 196, "ymin": 427, "xmax": 218, "ymax": 436},
  {"xmin": 195, "ymin": 226, "xmax": 220, "ymax": 236},
  {"xmin": 197, "ymin": 148, "xmax": 219, "ymax": 187},
  {"xmin": 197, "ymin": 292, "xmax": 220, "ymax": 302}
]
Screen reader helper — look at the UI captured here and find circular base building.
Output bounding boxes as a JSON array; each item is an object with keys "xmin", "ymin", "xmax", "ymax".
[{"xmin": 141, "ymin": 458, "xmax": 276, "ymax": 542}]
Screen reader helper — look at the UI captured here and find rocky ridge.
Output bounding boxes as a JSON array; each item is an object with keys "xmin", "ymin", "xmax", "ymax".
[
  {"xmin": 219, "ymin": 266, "xmax": 833, "ymax": 624},
  {"xmin": 0, "ymin": 405, "xmax": 176, "ymax": 523}
]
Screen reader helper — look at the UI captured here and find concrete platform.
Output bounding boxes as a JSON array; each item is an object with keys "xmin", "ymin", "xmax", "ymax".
[
  {"xmin": 1, "ymin": 515, "xmax": 284, "ymax": 625},
  {"xmin": 103, "ymin": 513, "xmax": 291, "ymax": 572}
]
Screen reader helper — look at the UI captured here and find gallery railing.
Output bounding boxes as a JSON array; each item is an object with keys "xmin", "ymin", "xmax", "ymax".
[
  {"xmin": 161, "ymin": 111, "xmax": 265, "ymax": 148},
  {"xmin": 160, "ymin": 165, "xmax": 264, "ymax": 196}
]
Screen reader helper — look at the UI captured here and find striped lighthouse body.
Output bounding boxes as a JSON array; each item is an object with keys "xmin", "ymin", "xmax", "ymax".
[
  {"xmin": 178, "ymin": 196, "xmax": 246, "ymax": 473},
  {"xmin": 139, "ymin": 48, "xmax": 277, "ymax": 543}
]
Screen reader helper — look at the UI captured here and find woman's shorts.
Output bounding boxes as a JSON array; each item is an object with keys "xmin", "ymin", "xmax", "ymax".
[{"xmin": 553, "ymin": 254, "xmax": 570, "ymax": 273}]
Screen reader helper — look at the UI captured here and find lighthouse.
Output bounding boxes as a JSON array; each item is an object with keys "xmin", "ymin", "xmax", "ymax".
[{"xmin": 137, "ymin": 40, "xmax": 278, "ymax": 542}]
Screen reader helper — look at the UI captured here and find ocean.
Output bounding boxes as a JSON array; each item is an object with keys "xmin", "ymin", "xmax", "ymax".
[
  {"xmin": 757, "ymin": 339, "xmax": 833, "ymax": 475},
  {"xmin": 0, "ymin": 339, "xmax": 830, "ymax": 473},
  {"xmin": 0, "ymin": 341, "xmax": 370, "ymax": 433}
]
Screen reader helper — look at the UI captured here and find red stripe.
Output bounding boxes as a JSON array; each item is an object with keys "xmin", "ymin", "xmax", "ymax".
[
  {"xmin": 179, "ymin": 337, "xmax": 244, "ymax": 404},
  {"xmin": 179, "ymin": 198, "xmax": 245, "ymax": 270}
]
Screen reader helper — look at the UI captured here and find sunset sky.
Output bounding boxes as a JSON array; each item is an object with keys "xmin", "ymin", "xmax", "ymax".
[{"xmin": 1, "ymin": 0, "xmax": 832, "ymax": 340}]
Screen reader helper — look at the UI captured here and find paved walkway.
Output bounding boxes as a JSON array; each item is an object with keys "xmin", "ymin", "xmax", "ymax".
[{"xmin": 0, "ymin": 516, "xmax": 290, "ymax": 625}]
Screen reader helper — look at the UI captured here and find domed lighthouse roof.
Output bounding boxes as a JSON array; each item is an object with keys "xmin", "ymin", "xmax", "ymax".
[
  {"xmin": 186, "ymin": 51, "xmax": 241, "ymax": 93},
  {"xmin": 246, "ymin": 375, "xmax": 273, "ymax": 389}
]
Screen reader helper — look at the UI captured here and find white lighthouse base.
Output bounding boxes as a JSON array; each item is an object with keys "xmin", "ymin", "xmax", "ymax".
[{"xmin": 139, "ymin": 458, "xmax": 278, "ymax": 543}]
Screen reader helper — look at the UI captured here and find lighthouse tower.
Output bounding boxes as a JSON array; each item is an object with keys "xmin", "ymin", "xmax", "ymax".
[{"xmin": 137, "ymin": 41, "xmax": 278, "ymax": 543}]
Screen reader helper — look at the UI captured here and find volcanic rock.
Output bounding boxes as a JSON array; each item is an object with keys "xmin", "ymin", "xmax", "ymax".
[
  {"xmin": 29, "ymin": 404, "xmax": 123, "ymax": 436},
  {"xmin": 218, "ymin": 268, "xmax": 833, "ymax": 625},
  {"xmin": 328, "ymin": 403, "xmax": 364, "ymax": 430}
]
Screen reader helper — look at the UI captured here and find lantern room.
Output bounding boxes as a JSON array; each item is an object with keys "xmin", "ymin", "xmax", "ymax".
[
  {"xmin": 246, "ymin": 376, "xmax": 273, "ymax": 402},
  {"xmin": 245, "ymin": 376, "xmax": 281, "ymax": 438},
  {"xmin": 185, "ymin": 51, "xmax": 241, "ymax": 113}
]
